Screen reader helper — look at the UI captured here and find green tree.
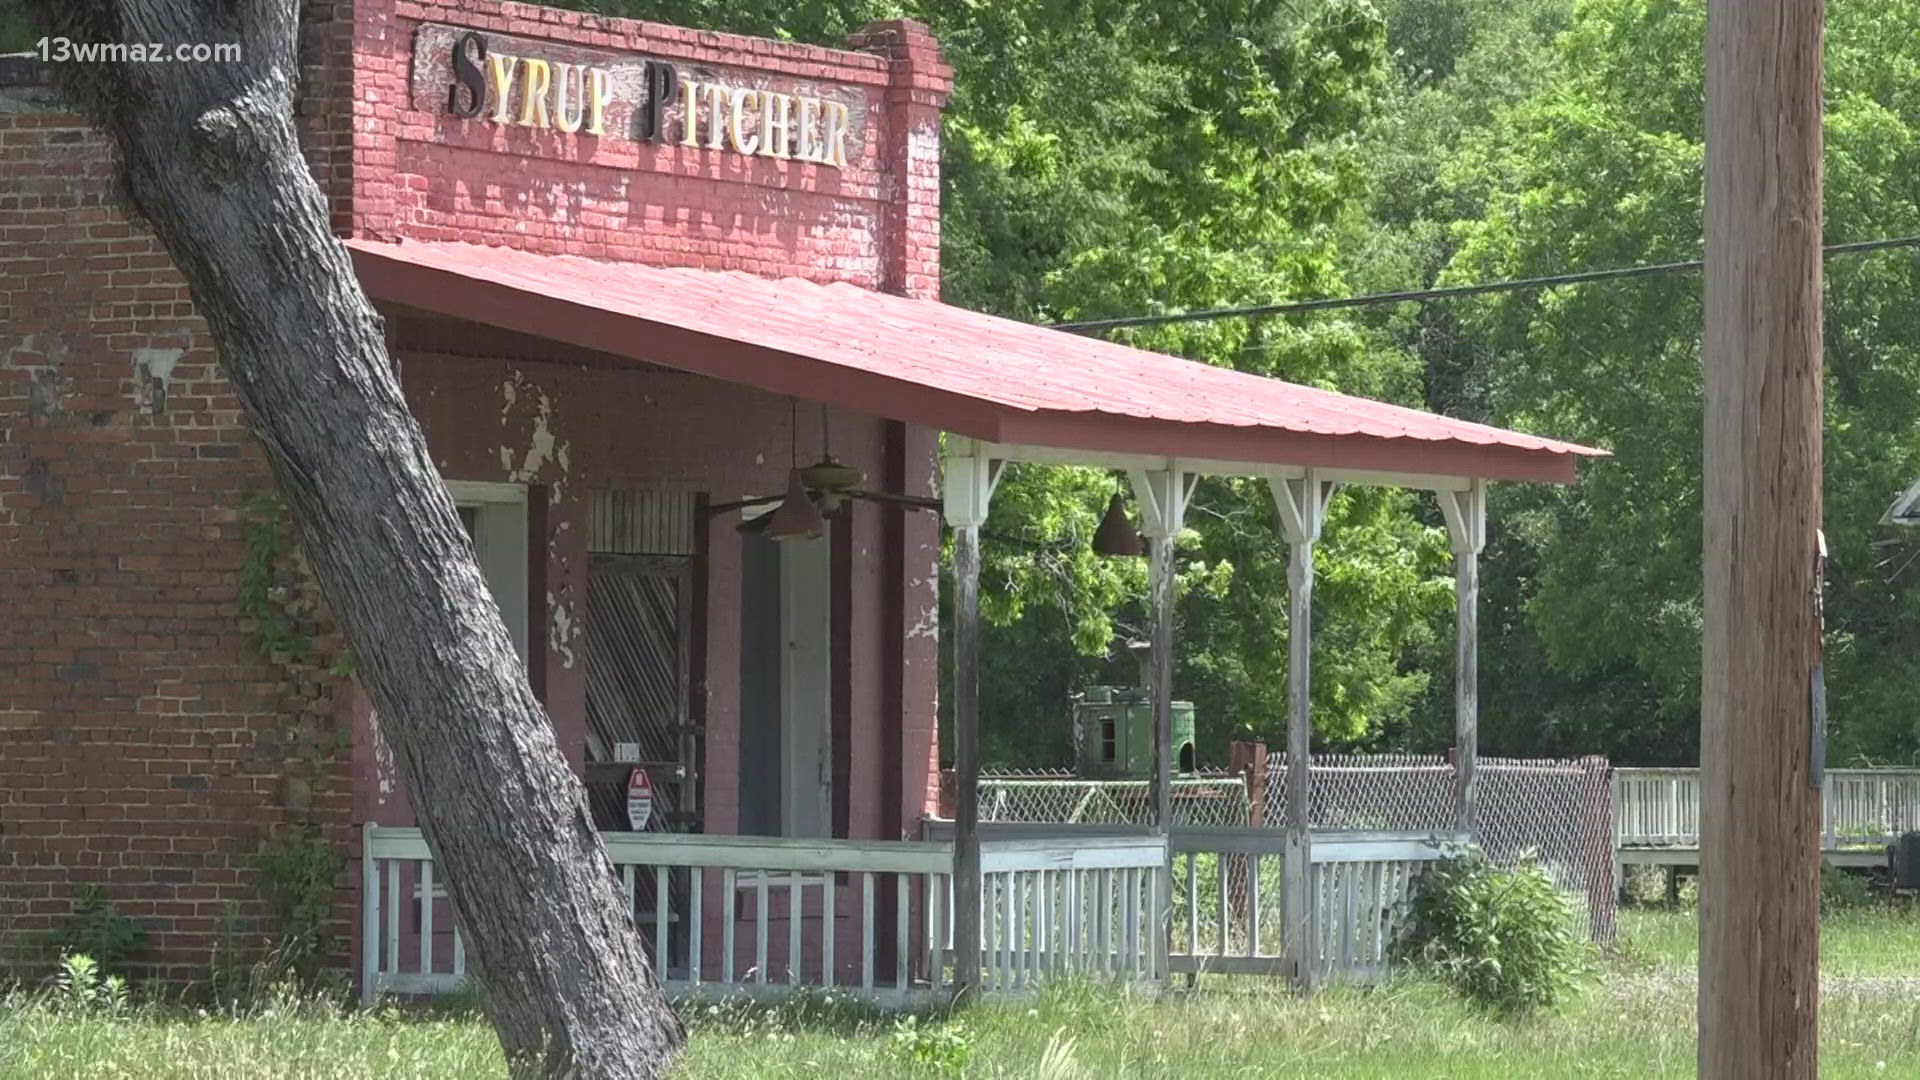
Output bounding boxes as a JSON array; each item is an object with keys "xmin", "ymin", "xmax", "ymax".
[{"xmin": 1372, "ymin": 0, "xmax": 1920, "ymax": 763}]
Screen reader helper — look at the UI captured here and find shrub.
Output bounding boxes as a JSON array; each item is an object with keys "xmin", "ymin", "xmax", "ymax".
[
  {"xmin": 51, "ymin": 953, "xmax": 129, "ymax": 1015},
  {"xmin": 40, "ymin": 887, "xmax": 146, "ymax": 977},
  {"xmin": 890, "ymin": 1015, "xmax": 972, "ymax": 1074},
  {"xmin": 1821, "ymin": 861, "xmax": 1875, "ymax": 913},
  {"xmin": 1397, "ymin": 850, "xmax": 1585, "ymax": 1016}
]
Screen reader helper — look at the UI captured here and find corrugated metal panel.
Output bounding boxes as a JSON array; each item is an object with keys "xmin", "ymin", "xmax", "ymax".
[
  {"xmin": 347, "ymin": 238, "xmax": 1606, "ymax": 482},
  {"xmin": 590, "ymin": 490, "xmax": 696, "ymax": 555}
]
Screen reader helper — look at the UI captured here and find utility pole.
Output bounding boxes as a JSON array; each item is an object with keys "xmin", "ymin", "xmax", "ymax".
[{"xmin": 1700, "ymin": 0, "xmax": 1824, "ymax": 1076}]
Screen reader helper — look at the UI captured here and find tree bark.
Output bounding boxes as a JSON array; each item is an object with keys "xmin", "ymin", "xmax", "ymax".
[
  {"xmin": 30, "ymin": 2, "xmax": 684, "ymax": 1075},
  {"xmin": 1700, "ymin": 0, "xmax": 1824, "ymax": 1076}
]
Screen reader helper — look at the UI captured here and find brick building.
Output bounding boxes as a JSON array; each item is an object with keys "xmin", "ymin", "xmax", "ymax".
[
  {"xmin": 3, "ymin": 0, "xmax": 949, "ymax": 987},
  {"xmin": 2, "ymin": 1, "xmax": 1596, "ymax": 997}
]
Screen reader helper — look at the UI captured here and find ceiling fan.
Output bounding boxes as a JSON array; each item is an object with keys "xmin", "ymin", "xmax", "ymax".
[{"xmin": 708, "ymin": 402, "xmax": 939, "ymax": 539}]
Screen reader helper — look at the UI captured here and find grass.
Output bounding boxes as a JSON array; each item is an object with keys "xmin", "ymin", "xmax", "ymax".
[{"xmin": 4, "ymin": 908, "xmax": 1918, "ymax": 1078}]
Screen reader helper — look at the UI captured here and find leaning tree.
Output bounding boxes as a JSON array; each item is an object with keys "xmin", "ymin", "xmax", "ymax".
[{"xmin": 25, "ymin": 1, "xmax": 684, "ymax": 1074}]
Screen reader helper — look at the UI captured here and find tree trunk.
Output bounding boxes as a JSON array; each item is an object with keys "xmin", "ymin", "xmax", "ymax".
[
  {"xmin": 31, "ymin": 2, "xmax": 684, "ymax": 1075},
  {"xmin": 1700, "ymin": 0, "xmax": 1824, "ymax": 1075}
]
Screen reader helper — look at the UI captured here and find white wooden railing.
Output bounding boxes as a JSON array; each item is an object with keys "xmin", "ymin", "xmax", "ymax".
[
  {"xmin": 361, "ymin": 824, "xmax": 1166, "ymax": 1004},
  {"xmin": 1614, "ymin": 768, "xmax": 1920, "ymax": 850},
  {"xmin": 971, "ymin": 836, "xmax": 1168, "ymax": 993},
  {"xmin": 1170, "ymin": 829, "xmax": 1461, "ymax": 984}
]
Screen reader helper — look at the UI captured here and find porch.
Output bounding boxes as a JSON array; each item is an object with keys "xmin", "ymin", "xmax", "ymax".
[
  {"xmin": 360, "ymin": 824, "xmax": 1459, "ymax": 1002},
  {"xmin": 344, "ymin": 237, "xmax": 1599, "ymax": 1002}
]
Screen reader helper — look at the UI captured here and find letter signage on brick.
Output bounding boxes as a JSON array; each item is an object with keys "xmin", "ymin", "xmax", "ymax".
[{"xmin": 412, "ymin": 24, "xmax": 858, "ymax": 169}]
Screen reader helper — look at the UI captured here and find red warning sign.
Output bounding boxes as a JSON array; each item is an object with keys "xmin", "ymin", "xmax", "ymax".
[{"xmin": 626, "ymin": 768, "xmax": 653, "ymax": 831}]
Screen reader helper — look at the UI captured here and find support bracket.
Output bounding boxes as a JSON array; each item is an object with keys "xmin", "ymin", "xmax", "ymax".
[
  {"xmin": 1270, "ymin": 471, "xmax": 1336, "ymax": 546},
  {"xmin": 1436, "ymin": 479, "xmax": 1487, "ymax": 556},
  {"xmin": 941, "ymin": 441, "xmax": 1004, "ymax": 529},
  {"xmin": 1130, "ymin": 469, "xmax": 1199, "ymax": 539}
]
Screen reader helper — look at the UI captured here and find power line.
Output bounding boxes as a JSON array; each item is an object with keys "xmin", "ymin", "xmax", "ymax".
[{"xmin": 1049, "ymin": 235, "xmax": 1920, "ymax": 334}]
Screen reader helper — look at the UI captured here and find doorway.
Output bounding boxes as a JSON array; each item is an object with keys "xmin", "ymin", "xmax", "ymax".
[{"xmin": 739, "ymin": 529, "xmax": 831, "ymax": 838}]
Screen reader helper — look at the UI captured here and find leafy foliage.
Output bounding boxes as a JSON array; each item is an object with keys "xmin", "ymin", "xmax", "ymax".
[
  {"xmin": 50, "ymin": 953, "xmax": 130, "ymax": 1016},
  {"xmin": 1821, "ymin": 862, "xmax": 1876, "ymax": 914},
  {"xmin": 890, "ymin": 1014, "xmax": 972, "ymax": 1074},
  {"xmin": 1397, "ymin": 850, "xmax": 1585, "ymax": 1016},
  {"xmin": 254, "ymin": 826, "xmax": 340, "ymax": 990},
  {"xmin": 1353, "ymin": 0, "xmax": 1920, "ymax": 764},
  {"xmin": 39, "ymin": 888, "xmax": 147, "ymax": 978}
]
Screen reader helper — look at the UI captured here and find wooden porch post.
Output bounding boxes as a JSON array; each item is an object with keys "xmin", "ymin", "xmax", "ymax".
[
  {"xmin": 943, "ymin": 442, "xmax": 999, "ymax": 998},
  {"xmin": 1131, "ymin": 468, "xmax": 1195, "ymax": 984},
  {"xmin": 1439, "ymin": 481, "xmax": 1486, "ymax": 833},
  {"xmin": 1272, "ymin": 472, "xmax": 1330, "ymax": 990},
  {"xmin": 1701, "ymin": 0, "xmax": 1824, "ymax": 1073}
]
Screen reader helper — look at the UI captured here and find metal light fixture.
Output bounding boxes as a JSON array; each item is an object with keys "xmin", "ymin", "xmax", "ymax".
[
  {"xmin": 1092, "ymin": 492, "xmax": 1144, "ymax": 558},
  {"xmin": 766, "ymin": 467, "xmax": 827, "ymax": 541},
  {"xmin": 767, "ymin": 399, "xmax": 826, "ymax": 541}
]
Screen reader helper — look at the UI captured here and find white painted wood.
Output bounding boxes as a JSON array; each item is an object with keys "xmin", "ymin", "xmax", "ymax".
[
  {"xmin": 419, "ymin": 860, "xmax": 434, "ymax": 976},
  {"xmin": 723, "ymin": 868, "xmax": 737, "ymax": 984},
  {"xmin": 781, "ymin": 535, "xmax": 833, "ymax": 840},
  {"xmin": 1247, "ymin": 856, "xmax": 1262, "ymax": 958},
  {"xmin": 445, "ymin": 480, "xmax": 530, "ymax": 664},
  {"xmin": 788, "ymin": 873, "xmax": 802, "ymax": 986},
  {"xmin": 656, "ymin": 866, "xmax": 670, "ymax": 977},
  {"xmin": 999, "ymin": 870, "xmax": 1015, "ymax": 989},
  {"xmin": 385, "ymin": 859, "xmax": 399, "ymax": 984},
  {"xmin": 361, "ymin": 823, "xmax": 380, "ymax": 1004},
  {"xmin": 452, "ymin": 923, "xmax": 465, "ymax": 979},
  {"xmin": 689, "ymin": 869, "xmax": 702, "ymax": 985},
  {"xmin": 896, "ymin": 873, "xmax": 910, "ymax": 992},
  {"xmin": 1214, "ymin": 853, "xmax": 1229, "ymax": 957},
  {"xmin": 1095, "ymin": 870, "xmax": 1111, "ymax": 975},
  {"xmin": 822, "ymin": 873, "xmax": 835, "ymax": 988},
  {"xmin": 862, "ymin": 872, "xmax": 875, "ymax": 992},
  {"xmin": 755, "ymin": 876, "xmax": 769, "ymax": 986},
  {"xmin": 924, "ymin": 873, "xmax": 939, "ymax": 990}
]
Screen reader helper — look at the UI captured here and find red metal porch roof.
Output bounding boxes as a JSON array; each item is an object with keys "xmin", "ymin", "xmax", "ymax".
[{"xmin": 346, "ymin": 239, "xmax": 1603, "ymax": 483}]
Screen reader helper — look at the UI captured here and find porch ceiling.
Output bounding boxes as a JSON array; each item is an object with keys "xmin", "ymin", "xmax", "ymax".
[{"xmin": 346, "ymin": 239, "xmax": 1603, "ymax": 485}]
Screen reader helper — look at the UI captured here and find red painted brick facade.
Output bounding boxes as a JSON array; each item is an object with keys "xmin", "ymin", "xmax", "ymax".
[{"xmin": 2, "ymin": 0, "xmax": 949, "ymax": 989}]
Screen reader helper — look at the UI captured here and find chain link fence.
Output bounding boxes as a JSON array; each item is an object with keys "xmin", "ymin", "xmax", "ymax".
[
  {"xmin": 972, "ymin": 753, "xmax": 1616, "ymax": 940},
  {"xmin": 973, "ymin": 769, "xmax": 1253, "ymax": 827}
]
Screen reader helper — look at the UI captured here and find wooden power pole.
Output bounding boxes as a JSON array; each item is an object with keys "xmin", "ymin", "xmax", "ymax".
[{"xmin": 1700, "ymin": 0, "xmax": 1824, "ymax": 1076}]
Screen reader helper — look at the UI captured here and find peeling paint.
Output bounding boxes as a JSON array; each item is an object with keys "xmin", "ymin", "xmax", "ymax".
[
  {"xmin": 549, "ymin": 591, "xmax": 578, "ymax": 669},
  {"xmin": 499, "ymin": 372, "xmax": 572, "ymax": 503},
  {"xmin": 132, "ymin": 348, "xmax": 180, "ymax": 414},
  {"xmin": 907, "ymin": 602, "xmax": 940, "ymax": 640},
  {"xmin": 369, "ymin": 709, "xmax": 397, "ymax": 803}
]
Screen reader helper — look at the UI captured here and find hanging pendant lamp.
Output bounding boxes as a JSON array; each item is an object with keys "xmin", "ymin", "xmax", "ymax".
[
  {"xmin": 767, "ymin": 467, "xmax": 826, "ymax": 541},
  {"xmin": 1092, "ymin": 492, "xmax": 1144, "ymax": 558},
  {"xmin": 768, "ymin": 399, "xmax": 827, "ymax": 541}
]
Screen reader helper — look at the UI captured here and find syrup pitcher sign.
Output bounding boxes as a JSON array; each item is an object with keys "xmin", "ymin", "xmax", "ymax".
[{"xmin": 412, "ymin": 24, "xmax": 862, "ymax": 168}]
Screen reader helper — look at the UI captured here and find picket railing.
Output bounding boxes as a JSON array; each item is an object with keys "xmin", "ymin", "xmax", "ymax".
[
  {"xmin": 361, "ymin": 824, "xmax": 1167, "ymax": 1004},
  {"xmin": 1169, "ymin": 829, "xmax": 1461, "ymax": 984},
  {"xmin": 971, "ymin": 836, "xmax": 1169, "ymax": 993},
  {"xmin": 1614, "ymin": 767, "xmax": 1920, "ymax": 850}
]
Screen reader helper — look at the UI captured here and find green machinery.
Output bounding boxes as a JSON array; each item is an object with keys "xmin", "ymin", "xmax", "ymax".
[{"xmin": 1071, "ymin": 643, "xmax": 1197, "ymax": 779}]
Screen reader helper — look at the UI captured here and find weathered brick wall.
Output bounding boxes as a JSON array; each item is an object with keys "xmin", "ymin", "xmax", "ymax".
[
  {"xmin": 0, "ymin": 114, "xmax": 355, "ymax": 986},
  {"xmin": 353, "ymin": 0, "xmax": 951, "ymax": 291},
  {"xmin": 1, "ymin": 0, "xmax": 952, "ymax": 990}
]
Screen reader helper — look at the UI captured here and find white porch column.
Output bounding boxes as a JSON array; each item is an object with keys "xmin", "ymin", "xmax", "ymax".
[
  {"xmin": 1272, "ymin": 472, "xmax": 1332, "ymax": 990},
  {"xmin": 1129, "ymin": 468, "xmax": 1196, "ymax": 983},
  {"xmin": 943, "ymin": 441, "xmax": 1001, "ymax": 997},
  {"xmin": 1439, "ymin": 480, "xmax": 1487, "ymax": 833}
]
